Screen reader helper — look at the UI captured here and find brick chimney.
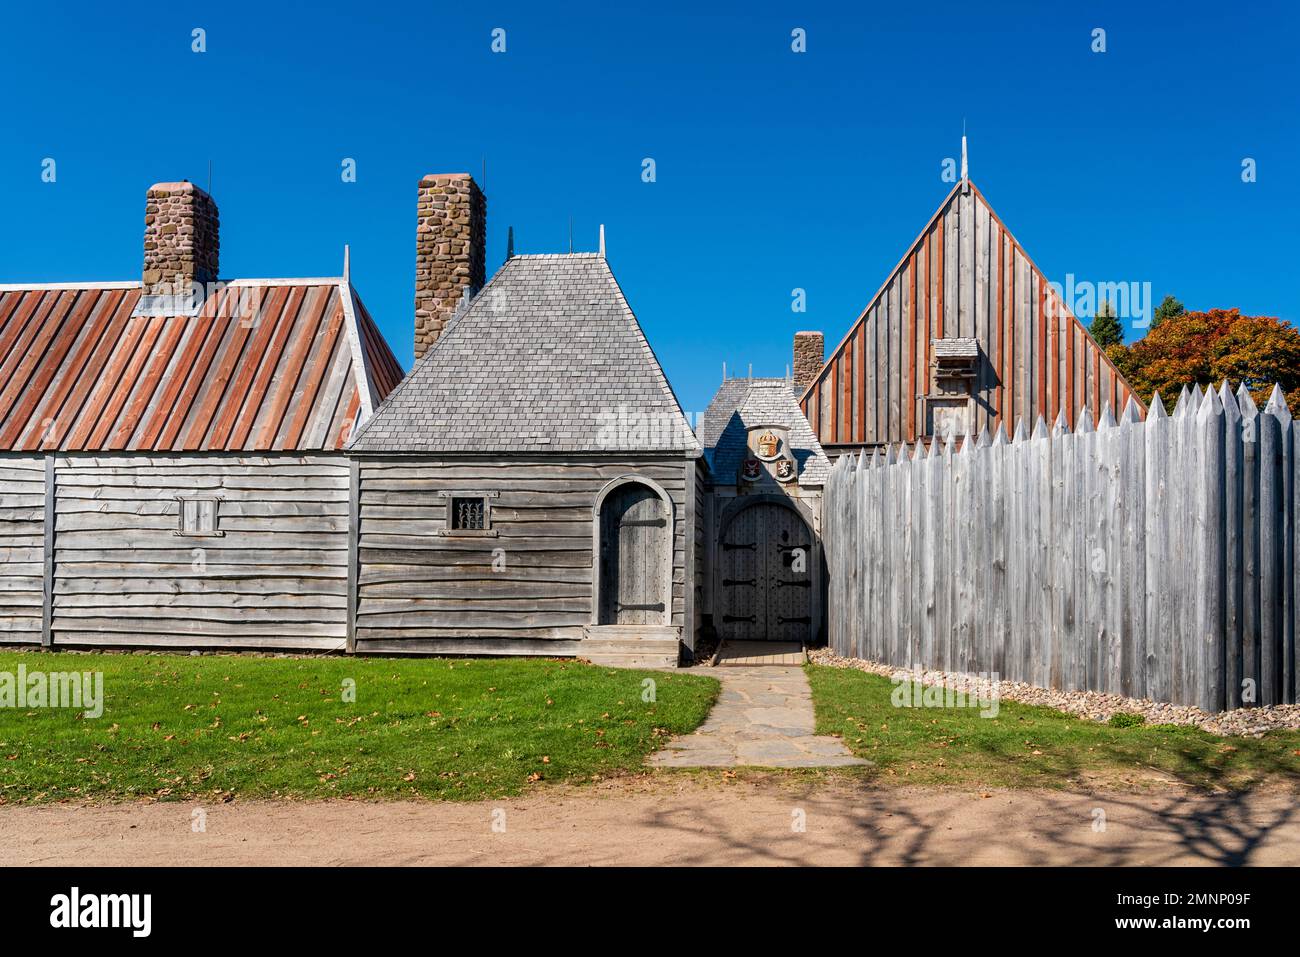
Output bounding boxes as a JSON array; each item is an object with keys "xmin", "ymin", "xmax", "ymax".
[
  {"xmin": 414, "ymin": 173, "xmax": 486, "ymax": 360},
  {"xmin": 793, "ymin": 331, "xmax": 824, "ymax": 392},
  {"xmin": 142, "ymin": 181, "xmax": 219, "ymax": 296}
]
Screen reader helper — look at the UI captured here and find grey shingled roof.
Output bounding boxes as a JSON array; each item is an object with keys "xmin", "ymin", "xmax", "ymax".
[
  {"xmin": 698, "ymin": 377, "xmax": 831, "ymax": 485},
  {"xmin": 349, "ymin": 253, "xmax": 701, "ymax": 455}
]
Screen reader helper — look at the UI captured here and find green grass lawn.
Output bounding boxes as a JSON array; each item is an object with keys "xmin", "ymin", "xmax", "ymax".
[
  {"xmin": 808, "ymin": 664, "xmax": 1300, "ymax": 791},
  {"xmin": 0, "ymin": 651, "xmax": 718, "ymax": 804}
]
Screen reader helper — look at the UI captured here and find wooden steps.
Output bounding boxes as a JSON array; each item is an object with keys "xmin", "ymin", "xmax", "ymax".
[{"xmin": 580, "ymin": 625, "xmax": 681, "ymax": 669}]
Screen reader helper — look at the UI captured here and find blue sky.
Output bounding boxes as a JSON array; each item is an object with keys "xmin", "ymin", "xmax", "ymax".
[{"xmin": 2, "ymin": 0, "xmax": 1296, "ymax": 416}]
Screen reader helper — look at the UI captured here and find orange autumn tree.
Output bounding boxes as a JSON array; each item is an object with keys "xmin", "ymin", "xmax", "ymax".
[{"xmin": 1108, "ymin": 308, "xmax": 1300, "ymax": 416}]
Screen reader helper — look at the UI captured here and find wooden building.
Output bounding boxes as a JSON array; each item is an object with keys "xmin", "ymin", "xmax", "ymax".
[
  {"xmin": 0, "ymin": 181, "xmax": 401, "ymax": 650},
  {"xmin": 348, "ymin": 195, "xmax": 704, "ymax": 667},
  {"xmin": 799, "ymin": 178, "xmax": 1141, "ymax": 452},
  {"xmin": 697, "ymin": 374, "xmax": 830, "ymax": 646}
]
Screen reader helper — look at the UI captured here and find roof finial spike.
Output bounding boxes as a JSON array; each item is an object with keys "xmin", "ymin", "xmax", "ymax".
[
  {"xmin": 960, "ymin": 124, "xmax": 970, "ymax": 193},
  {"xmin": 342, "ymin": 244, "xmax": 350, "ymax": 284},
  {"xmin": 722, "ymin": 361, "xmax": 727, "ymax": 382},
  {"xmin": 599, "ymin": 223, "xmax": 606, "ymax": 258},
  {"xmin": 507, "ymin": 226, "xmax": 514, "ymax": 260}
]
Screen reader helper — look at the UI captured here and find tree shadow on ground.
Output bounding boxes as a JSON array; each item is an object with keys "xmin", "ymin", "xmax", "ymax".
[{"xmin": 609, "ymin": 775, "xmax": 1298, "ymax": 866}]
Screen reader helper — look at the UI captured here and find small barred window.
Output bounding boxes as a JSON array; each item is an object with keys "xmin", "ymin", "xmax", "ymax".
[{"xmin": 451, "ymin": 497, "xmax": 486, "ymax": 531}]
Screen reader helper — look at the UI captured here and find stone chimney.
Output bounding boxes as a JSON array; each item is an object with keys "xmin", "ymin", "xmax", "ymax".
[
  {"xmin": 793, "ymin": 331, "xmax": 824, "ymax": 392},
  {"xmin": 414, "ymin": 173, "xmax": 486, "ymax": 360},
  {"xmin": 142, "ymin": 181, "xmax": 219, "ymax": 296}
]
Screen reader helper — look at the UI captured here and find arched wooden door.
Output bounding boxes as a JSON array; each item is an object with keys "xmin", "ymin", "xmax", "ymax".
[
  {"xmin": 597, "ymin": 483, "xmax": 669, "ymax": 625},
  {"xmin": 718, "ymin": 502, "xmax": 813, "ymax": 642}
]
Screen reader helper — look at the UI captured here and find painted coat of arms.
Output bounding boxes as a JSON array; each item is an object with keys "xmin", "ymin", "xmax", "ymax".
[
  {"xmin": 741, "ymin": 458, "xmax": 763, "ymax": 482},
  {"xmin": 775, "ymin": 459, "xmax": 796, "ymax": 483},
  {"xmin": 755, "ymin": 430, "xmax": 780, "ymax": 460}
]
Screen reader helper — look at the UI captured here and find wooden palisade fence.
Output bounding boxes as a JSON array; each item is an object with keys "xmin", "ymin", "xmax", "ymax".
[{"xmin": 823, "ymin": 383, "xmax": 1297, "ymax": 712}]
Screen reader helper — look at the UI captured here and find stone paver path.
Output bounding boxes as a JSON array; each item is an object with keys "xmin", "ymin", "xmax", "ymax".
[{"xmin": 649, "ymin": 665, "xmax": 869, "ymax": 768}]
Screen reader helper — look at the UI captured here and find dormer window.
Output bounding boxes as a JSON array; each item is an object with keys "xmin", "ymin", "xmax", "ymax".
[{"xmin": 931, "ymin": 337, "xmax": 979, "ymax": 385}]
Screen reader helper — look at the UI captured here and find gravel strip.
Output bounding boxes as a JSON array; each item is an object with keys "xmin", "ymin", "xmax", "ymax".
[{"xmin": 808, "ymin": 648, "xmax": 1300, "ymax": 738}]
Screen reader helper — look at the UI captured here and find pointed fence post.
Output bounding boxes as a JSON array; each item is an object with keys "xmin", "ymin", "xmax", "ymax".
[
  {"xmin": 1048, "ymin": 410, "xmax": 1070, "ymax": 688},
  {"xmin": 1120, "ymin": 396, "xmax": 1146, "ymax": 699},
  {"xmin": 1095, "ymin": 403, "xmax": 1125, "ymax": 694},
  {"xmin": 1071, "ymin": 404, "xmax": 1095, "ymax": 692},
  {"xmin": 1220, "ymin": 383, "xmax": 1244, "ymax": 708},
  {"xmin": 920, "ymin": 436, "xmax": 941, "ymax": 670},
  {"xmin": 986, "ymin": 426, "xmax": 1008, "ymax": 681},
  {"xmin": 1264, "ymin": 385, "xmax": 1294, "ymax": 704},
  {"xmin": 1195, "ymin": 387, "xmax": 1226, "ymax": 712},
  {"xmin": 1143, "ymin": 394, "xmax": 1171, "ymax": 702},
  {"xmin": 1259, "ymin": 387, "xmax": 1284, "ymax": 705},
  {"xmin": 1267, "ymin": 388, "xmax": 1296, "ymax": 705},
  {"xmin": 1236, "ymin": 384, "xmax": 1261, "ymax": 705},
  {"xmin": 1029, "ymin": 416, "xmax": 1051, "ymax": 687},
  {"xmin": 895, "ymin": 443, "xmax": 913, "ymax": 668}
]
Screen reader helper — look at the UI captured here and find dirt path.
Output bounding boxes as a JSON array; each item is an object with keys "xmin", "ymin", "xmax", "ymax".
[{"xmin": 3, "ymin": 776, "xmax": 1297, "ymax": 866}]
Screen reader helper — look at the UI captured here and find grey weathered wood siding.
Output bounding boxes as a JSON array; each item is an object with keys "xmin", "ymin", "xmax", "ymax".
[
  {"xmin": 823, "ymin": 385, "xmax": 1298, "ymax": 712},
  {"xmin": 50, "ymin": 454, "xmax": 349, "ymax": 650},
  {"xmin": 690, "ymin": 460, "xmax": 706, "ymax": 645},
  {"xmin": 355, "ymin": 457, "xmax": 691, "ymax": 655},
  {"xmin": 0, "ymin": 455, "xmax": 46, "ymax": 644}
]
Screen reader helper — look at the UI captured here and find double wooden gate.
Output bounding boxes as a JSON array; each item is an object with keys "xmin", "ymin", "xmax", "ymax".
[{"xmin": 718, "ymin": 502, "xmax": 813, "ymax": 642}]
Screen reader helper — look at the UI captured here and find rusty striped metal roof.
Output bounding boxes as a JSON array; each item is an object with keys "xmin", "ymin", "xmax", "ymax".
[{"xmin": 0, "ymin": 279, "xmax": 401, "ymax": 452}]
